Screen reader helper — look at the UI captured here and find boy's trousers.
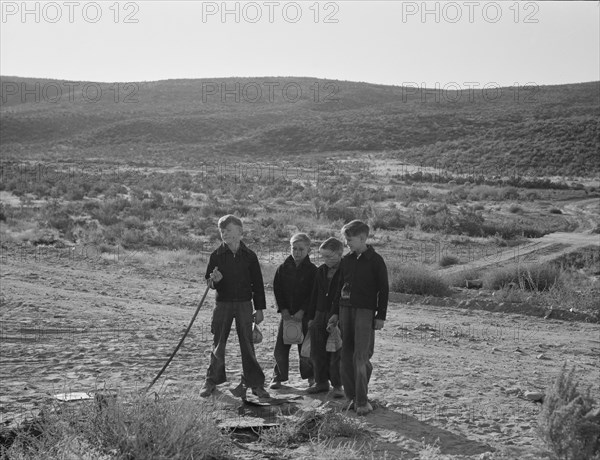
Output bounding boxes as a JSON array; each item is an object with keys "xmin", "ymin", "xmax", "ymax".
[
  {"xmin": 309, "ymin": 311, "xmax": 341, "ymax": 387},
  {"xmin": 272, "ymin": 317, "xmax": 313, "ymax": 382},
  {"xmin": 339, "ymin": 306, "xmax": 375, "ymax": 407},
  {"xmin": 206, "ymin": 300, "xmax": 265, "ymax": 388}
]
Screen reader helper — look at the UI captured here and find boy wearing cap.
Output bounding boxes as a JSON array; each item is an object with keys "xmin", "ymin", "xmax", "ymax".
[{"xmin": 200, "ymin": 214, "xmax": 269, "ymax": 399}]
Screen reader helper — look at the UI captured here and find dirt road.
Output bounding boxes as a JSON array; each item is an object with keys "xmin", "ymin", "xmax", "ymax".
[
  {"xmin": 1, "ymin": 246, "xmax": 599, "ymax": 459},
  {"xmin": 440, "ymin": 197, "xmax": 599, "ymax": 276}
]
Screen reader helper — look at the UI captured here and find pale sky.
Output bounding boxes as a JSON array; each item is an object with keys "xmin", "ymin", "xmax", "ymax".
[{"xmin": 1, "ymin": 1, "xmax": 598, "ymax": 87}]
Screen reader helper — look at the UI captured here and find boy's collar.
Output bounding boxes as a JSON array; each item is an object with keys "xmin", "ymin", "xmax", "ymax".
[
  {"xmin": 286, "ymin": 254, "xmax": 311, "ymax": 266},
  {"xmin": 350, "ymin": 245, "xmax": 374, "ymax": 259},
  {"xmin": 217, "ymin": 240, "xmax": 249, "ymax": 254}
]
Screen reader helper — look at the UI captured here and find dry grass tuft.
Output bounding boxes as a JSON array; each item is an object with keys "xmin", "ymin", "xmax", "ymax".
[
  {"xmin": 260, "ymin": 405, "xmax": 370, "ymax": 449},
  {"xmin": 389, "ymin": 263, "xmax": 451, "ymax": 297},
  {"xmin": 3, "ymin": 391, "xmax": 233, "ymax": 460}
]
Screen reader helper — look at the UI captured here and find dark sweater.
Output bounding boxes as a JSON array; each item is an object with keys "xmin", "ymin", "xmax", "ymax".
[
  {"xmin": 273, "ymin": 255, "xmax": 317, "ymax": 315},
  {"xmin": 205, "ymin": 241, "xmax": 266, "ymax": 310},
  {"xmin": 331, "ymin": 245, "xmax": 389, "ymax": 320},
  {"xmin": 307, "ymin": 263, "xmax": 341, "ymax": 321}
]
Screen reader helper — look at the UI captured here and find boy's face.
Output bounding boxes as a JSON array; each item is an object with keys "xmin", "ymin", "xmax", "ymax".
[
  {"xmin": 319, "ymin": 248, "xmax": 342, "ymax": 268},
  {"xmin": 220, "ymin": 223, "xmax": 242, "ymax": 247},
  {"xmin": 291, "ymin": 241, "xmax": 310, "ymax": 263},
  {"xmin": 344, "ymin": 234, "xmax": 367, "ymax": 253}
]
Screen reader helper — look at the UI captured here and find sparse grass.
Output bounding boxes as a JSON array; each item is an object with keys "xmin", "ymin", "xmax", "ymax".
[
  {"xmin": 419, "ymin": 438, "xmax": 451, "ymax": 459},
  {"xmin": 389, "ymin": 263, "xmax": 451, "ymax": 297},
  {"xmin": 538, "ymin": 363, "xmax": 600, "ymax": 460},
  {"xmin": 483, "ymin": 263, "xmax": 561, "ymax": 291},
  {"xmin": 539, "ymin": 270, "xmax": 600, "ymax": 321},
  {"xmin": 444, "ymin": 268, "xmax": 481, "ymax": 288},
  {"xmin": 293, "ymin": 439, "xmax": 368, "ymax": 460},
  {"xmin": 3, "ymin": 391, "xmax": 234, "ymax": 460}
]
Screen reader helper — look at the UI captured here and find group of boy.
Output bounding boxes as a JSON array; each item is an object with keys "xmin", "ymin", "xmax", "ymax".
[{"xmin": 199, "ymin": 214, "xmax": 389, "ymax": 416}]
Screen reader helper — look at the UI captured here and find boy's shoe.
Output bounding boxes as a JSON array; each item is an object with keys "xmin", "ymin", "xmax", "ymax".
[
  {"xmin": 251, "ymin": 386, "xmax": 271, "ymax": 399},
  {"xmin": 200, "ymin": 382, "xmax": 215, "ymax": 398},
  {"xmin": 308, "ymin": 377, "xmax": 315, "ymax": 387},
  {"xmin": 356, "ymin": 402, "xmax": 373, "ymax": 416},
  {"xmin": 306, "ymin": 383, "xmax": 330, "ymax": 394},
  {"xmin": 269, "ymin": 380, "xmax": 282, "ymax": 389},
  {"xmin": 230, "ymin": 382, "xmax": 247, "ymax": 400},
  {"xmin": 331, "ymin": 386, "xmax": 345, "ymax": 399}
]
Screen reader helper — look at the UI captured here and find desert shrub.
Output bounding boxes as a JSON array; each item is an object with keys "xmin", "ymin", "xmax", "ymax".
[
  {"xmin": 200, "ymin": 203, "xmax": 228, "ymax": 218},
  {"xmin": 46, "ymin": 211, "xmax": 74, "ymax": 236},
  {"xmin": 325, "ymin": 204, "xmax": 362, "ymax": 223},
  {"xmin": 452, "ymin": 207, "xmax": 485, "ymax": 236},
  {"xmin": 122, "ymin": 228, "xmax": 145, "ymax": 248},
  {"xmin": 509, "ymin": 204, "xmax": 523, "ymax": 213},
  {"xmin": 123, "ymin": 215, "xmax": 145, "ymax": 230},
  {"xmin": 439, "ymin": 255, "xmax": 459, "ymax": 267},
  {"xmin": 171, "ymin": 198, "xmax": 192, "ymax": 213},
  {"xmin": 481, "ymin": 221, "xmax": 541, "ymax": 239},
  {"xmin": 538, "ymin": 364, "xmax": 600, "ymax": 460},
  {"xmin": 369, "ymin": 209, "xmax": 415, "ymax": 230},
  {"xmin": 82, "ymin": 200, "xmax": 100, "ymax": 212},
  {"xmin": 551, "ymin": 246, "xmax": 600, "ymax": 272},
  {"xmin": 418, "ymin": 211, "xmax": 451, "ymax": 233},
  {"xmin": 389, "ymin": 263, "xmax": 451, "ymax": 297},
  {"xmin": 65, "ymin": 186, "xmax": 85, "ymax": 201},
  {"xmin": 484, "ymin": 263, "xmax": 561, "ymax": 291},
  {"xmin": 422, "ymin": 204, "xmax": 448, "ymax": 216}
]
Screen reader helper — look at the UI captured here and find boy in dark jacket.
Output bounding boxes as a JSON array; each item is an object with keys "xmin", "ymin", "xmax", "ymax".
[
  {"xmin": 270, "ymin": 233, "xmax": 317, "ymax": 389},
  {"xmin": 306, "ymin": 237, "xmax": 345, "ymax": 397},
  {"xmin": 330, "ymin": 220, "xmax": 389, "ymax": 415},
  {"xmin": 200, "ymin": 215, "xmax": 269, "ymax": 399}
]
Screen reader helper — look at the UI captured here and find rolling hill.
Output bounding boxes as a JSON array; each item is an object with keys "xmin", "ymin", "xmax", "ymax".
[{"xmin": 1, "ymin": 76, "xmax": 598, "ymax": 177}]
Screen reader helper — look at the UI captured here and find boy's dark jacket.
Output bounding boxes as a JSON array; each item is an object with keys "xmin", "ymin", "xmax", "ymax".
[
  {"xmin": 331, "ymin": 245, "xmax": 389, "ymax": 320},
  {"xmin": 307, "ymin": 263, "xmax": 341, "ymax": 320},
  {"xmin": 273, "ymin": 255, "xmax": 317, "ymax": 315},
  {"xmin": 205, "ymin": 241, "xmax": 266, "ymax": 310}
]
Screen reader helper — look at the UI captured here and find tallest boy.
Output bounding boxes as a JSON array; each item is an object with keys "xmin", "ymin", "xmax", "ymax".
[{"xmin": 200, "ymin": 214, "xmax": 269, "ymax": 399}]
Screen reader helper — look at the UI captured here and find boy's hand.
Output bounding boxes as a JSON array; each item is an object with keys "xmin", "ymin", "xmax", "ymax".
[
  {"xmin": 211, "ymin": 267, "xmax": 223, "ymax": 283},
  {"xmin": 326, "ymin": 314, "xmax": 339, "ymax": 332},
  {"xmin": 293, "ymin": 310, "xmax": 304, "ymax": 321},
  {"xmin": 281, "ymin": 309, "xmax": 292, "ymax": 321},
  {"xmin": 374, "ymin": 319, "xmax": 385, "ymax": 330},
  {"xmin": 254, "ymin": 310, "xmax": 264, "ymax": 325}
]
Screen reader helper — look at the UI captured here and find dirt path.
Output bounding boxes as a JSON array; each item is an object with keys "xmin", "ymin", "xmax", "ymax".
[
  {"xmin": 1, "ymin": 247, "xmax": 599, "ymax": 459},
  {"xmin": 440, "ymin": 197, "xmax": 599, "ymax": 276}
]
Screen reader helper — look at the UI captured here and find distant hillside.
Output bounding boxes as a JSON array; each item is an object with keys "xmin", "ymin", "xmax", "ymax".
[{"xmin": 1, "ymin": 76, "xmax": 598, "ymax": 177}]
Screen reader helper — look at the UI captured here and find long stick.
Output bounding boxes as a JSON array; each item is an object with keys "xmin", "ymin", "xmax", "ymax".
[{"xmin": 146, "ymin": 285, "xmax": 211, "ymax": 392}]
